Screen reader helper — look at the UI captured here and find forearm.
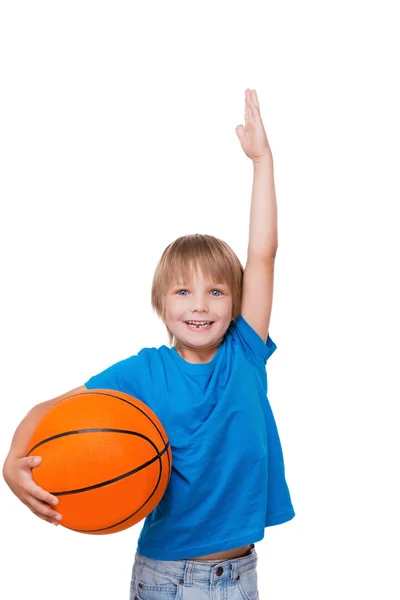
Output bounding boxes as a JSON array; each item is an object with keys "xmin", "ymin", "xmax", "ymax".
[
  {"xmin": 3, "ymin": 402, "xmax": 50, "ymax": 468},
  {"xmin": 247, "ymin": 154, "xmax": 278, "ymax": 258}
]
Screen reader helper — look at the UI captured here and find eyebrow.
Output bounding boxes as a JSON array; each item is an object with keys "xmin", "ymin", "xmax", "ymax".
[{"xmin": 170, "ymin": 282, "xmax": 228, "ymax": 288}]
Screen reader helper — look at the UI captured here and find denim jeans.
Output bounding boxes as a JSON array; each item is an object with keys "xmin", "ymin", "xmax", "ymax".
[{"xmin": 130, "ymin": 544, "xmax": 258, "ymax": 600}]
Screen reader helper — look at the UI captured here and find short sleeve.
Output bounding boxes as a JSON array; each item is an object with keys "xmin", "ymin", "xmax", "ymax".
[
  {"xmin": 230, "ymin": 314, "xmax": 277, "ymax": 366},
  {"xmin": 84, "ymin": 351, "xmax": 146, "ymax": 398}
]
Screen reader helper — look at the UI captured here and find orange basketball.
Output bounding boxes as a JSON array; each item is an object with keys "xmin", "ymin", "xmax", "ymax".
[{"xmin": 26, "ymin": 389, "xmax": 172, "ymax": 535}]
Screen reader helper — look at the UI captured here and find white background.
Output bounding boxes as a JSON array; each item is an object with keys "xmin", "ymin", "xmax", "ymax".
[{"xmin": 1, "ymin": 1, "xmax": 399, "ymax": 598}]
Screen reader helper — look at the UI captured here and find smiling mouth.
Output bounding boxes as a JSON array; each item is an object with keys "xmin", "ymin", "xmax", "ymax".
[{"xmin": 184, "ymin": 320, "xmax": 214, "ymax": 329}]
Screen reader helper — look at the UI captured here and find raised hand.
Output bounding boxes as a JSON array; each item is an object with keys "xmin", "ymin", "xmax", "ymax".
[{"xmin": 235, "ymin": 89, "xmax": 272, "ymax": 162}]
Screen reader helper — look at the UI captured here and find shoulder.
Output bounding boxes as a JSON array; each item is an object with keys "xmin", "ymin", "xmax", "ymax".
[
  {"xmin": 134, "ymin": 344, "xmax": 175, "ymax": 374},
  {"xmin": 137, "ymin": 344, "xmax": 170, "ymax": 362},
  {"xmin": 227, "ymin": 315, "xmax": 277, "ymax": 366}
]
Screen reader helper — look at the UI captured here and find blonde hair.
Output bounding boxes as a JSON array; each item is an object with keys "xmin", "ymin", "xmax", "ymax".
[{"xmin": 151, "ymin": 233, "xmax": 244, "ymax": 346}]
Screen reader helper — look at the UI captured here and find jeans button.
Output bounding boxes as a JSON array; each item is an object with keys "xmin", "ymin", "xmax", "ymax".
[{"xmin": 216, "ymin": 567, "xmax": 224, "ymax": 576}]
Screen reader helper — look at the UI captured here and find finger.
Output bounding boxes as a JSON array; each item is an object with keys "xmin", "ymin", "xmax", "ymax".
[
  {"xmin": 22, "ymin": 455, "xmax": 42, "ymax": 470},
  {"xmin": 30, "ymin": 507, "xmax": 61, "ymax": 526},
  {"xmin": 21, "ymin": 457, "xmax": 59, "ymax": 505},
  {"xmin": 252, "ymin": 92, "xmax": 264, "ymax": 123},
  {"xmin": 245, "ymin": 88, "xmax": 250, "ymax": 123},
  {"xmin": 28, "ymin": 496, "xmax": 62, "ymax": 521},
  {"xmin": 235, "ymin": 124, "xmax": 248, "ymax": 146},
  {"xmin": 252, "ymin": 89, "xmax": 260, "ymax": 110},
  {"xmin": 248, "ymin": 91, "xmax": 259, "ymax": 118},
  {"xmin": 19, "ymin": 473, "xmax": 59, "ymax": 507},
  {"xmin": 29, "ymin": 482, "xmax": 59, "ymax": 507}
]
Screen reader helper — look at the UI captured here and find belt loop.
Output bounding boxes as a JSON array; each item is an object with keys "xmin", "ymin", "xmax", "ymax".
[
  {"xmin": 231, "ymin": 559, "xmax": 238, "ymax": 585},
  {"xmin": 183, "ymin": 560, "xmax": 194, "ymax": 587}
]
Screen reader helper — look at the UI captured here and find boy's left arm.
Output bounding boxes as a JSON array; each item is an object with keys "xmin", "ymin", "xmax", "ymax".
[{"xmin": 236, "ymin": 89, "xmax": 278, "ymax": 343}]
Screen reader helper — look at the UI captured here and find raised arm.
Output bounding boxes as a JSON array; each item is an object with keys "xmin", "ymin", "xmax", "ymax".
[{"xmin": 235, "ymin": 89, "xmax": 278, "ymax": 342}]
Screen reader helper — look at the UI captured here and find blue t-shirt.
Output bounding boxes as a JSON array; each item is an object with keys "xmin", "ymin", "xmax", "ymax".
[{"xmin": 85, "ymin": 315, "xmax": 295, "ymax": 560}]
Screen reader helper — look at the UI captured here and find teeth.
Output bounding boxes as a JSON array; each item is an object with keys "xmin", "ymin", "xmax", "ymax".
[{"xmin": 186, "ymin": 321, "xmax": 212, "ymax": 327}]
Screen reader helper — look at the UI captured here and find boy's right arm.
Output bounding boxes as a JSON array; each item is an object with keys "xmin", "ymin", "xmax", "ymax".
[{"xmin": 2, "ymin": 384, "xmax": 88, "ymax": 526}]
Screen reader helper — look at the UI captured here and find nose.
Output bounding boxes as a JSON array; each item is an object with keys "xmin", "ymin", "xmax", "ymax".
[{"xmin": 190, "ymin": 292, "xmax": 209, "ymax": 313}]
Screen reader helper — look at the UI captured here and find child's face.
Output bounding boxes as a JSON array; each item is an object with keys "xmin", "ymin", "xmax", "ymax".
[{"xmin": 164, "ymin": 266, "xmax": 233, "ymax": 351}]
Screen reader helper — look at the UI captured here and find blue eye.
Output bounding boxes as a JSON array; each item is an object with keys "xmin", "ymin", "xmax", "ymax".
[{"xmin": 176, "ymin": 289, "xmax": 222, "ymax": 296}]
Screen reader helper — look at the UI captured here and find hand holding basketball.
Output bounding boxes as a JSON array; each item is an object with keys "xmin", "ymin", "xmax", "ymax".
[
  {"xmin": 3, "ymin": 454, "xmax": 62, "ymax": 526},
  {"xmin": 26, "ymin": 389, "xmax": 172, "ymax": 534}
]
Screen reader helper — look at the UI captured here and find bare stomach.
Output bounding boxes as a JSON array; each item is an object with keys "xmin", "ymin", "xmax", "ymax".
[{"xmin": 184, "ymin": 545, "xmax": 252, "ymax": 561}]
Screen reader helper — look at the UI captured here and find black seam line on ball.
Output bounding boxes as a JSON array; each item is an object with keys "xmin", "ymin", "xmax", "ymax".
[
  {"xmin": 70, "ymin": 457, "xmax": 163, "ymax": 533},
  {"xmin": 25, "ymin": 391, "xmax": 172, "ymax": 498},
  {"xmin": 27, "ymin": 390, "xmax": 168, "ymax": 450},
  {"xmin": 52, "ymin": 439, "xmax": 168, "ymax": 533},
  {"xmin": 69, "ymin": 447, "xmax": 168, "ymax": 533},
  {"xmin": 28, "ymin": 428, "xmax": 161, "ymax": 454},
  {"xmin": 40, "ymin": 438, "xmax": 169, "ymax": 496}
]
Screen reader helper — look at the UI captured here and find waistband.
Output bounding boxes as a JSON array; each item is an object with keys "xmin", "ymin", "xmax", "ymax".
[{"xmin": 134, "ymin": 544, "xmax": 257, "ymax": 585}]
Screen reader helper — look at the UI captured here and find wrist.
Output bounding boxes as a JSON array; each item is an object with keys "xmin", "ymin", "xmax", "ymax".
[{"xmin": 252, "ymin": 152, "xmax": 273, "ymax": 165}]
